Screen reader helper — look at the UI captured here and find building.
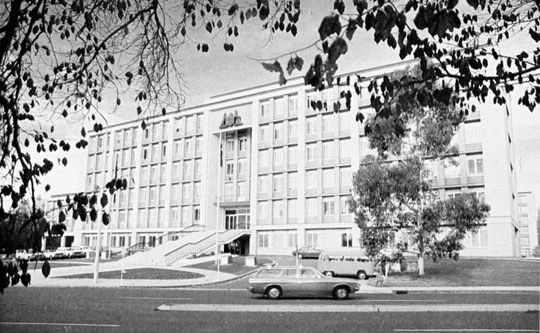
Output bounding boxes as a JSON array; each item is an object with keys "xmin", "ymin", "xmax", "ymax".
[
  {"xmin": 517, "ymin": 192, "xmax": 539, "ymax": 256},
  {"xmin": 45, "ymin": 61, "xmax": 522, "ymax": 258}
]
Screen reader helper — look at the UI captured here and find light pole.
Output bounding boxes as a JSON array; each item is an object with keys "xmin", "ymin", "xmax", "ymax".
[{"xmin": 215, "ymin": 130, "xmax": 223, "ymax": 279}]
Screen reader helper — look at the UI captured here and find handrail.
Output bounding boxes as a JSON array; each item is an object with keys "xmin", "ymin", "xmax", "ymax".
[{"xmin": 126, "ymin": 224, "xmax": 204, "ymax": 254}]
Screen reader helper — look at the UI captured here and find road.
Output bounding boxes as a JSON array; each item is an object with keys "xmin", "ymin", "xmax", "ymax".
[{"xmin": 0, "ymin": 280, "xmax": 538, "ymax": 333}]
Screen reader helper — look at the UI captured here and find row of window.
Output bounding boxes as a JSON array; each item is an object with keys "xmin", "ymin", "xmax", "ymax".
[
  {"xmin": 173, "ymin": 113, "xmax": 204, "ymax": 137},
  {"xmin": 257, "ymin": 168, "xmax": 352, "ymax": 195},
  {"xmin": 259, "ymin": 95, "xmax": 298, "ymax": 121},
  {"xmin": 257, "ymin": 196, "xmax": 351, "ymax": 221}
]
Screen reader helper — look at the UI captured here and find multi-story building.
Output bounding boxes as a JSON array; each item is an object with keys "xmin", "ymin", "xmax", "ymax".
[
  {"xmin": 45, "ymin": 61, "xmax": 522, "ymax": 258},
  {"xmin": 517, "ymin": 192, "xmax": 539, "ymax": 256}
]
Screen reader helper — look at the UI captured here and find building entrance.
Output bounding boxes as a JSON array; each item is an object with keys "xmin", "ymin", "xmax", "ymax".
[{"xmin": 225, "ymin": 208, "xmax": 250, "ymax": 230}]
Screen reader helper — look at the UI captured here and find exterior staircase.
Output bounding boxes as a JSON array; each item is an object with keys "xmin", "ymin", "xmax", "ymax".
[{"xmin": 120, "ymin": 229, "xmax": 250, "ymax": 266}]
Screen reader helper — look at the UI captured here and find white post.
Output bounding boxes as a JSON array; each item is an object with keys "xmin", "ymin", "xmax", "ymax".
[
  {"xmin": 215, "ymin": 131, "xmax": 222, "ymax": 279},
  {"xmin": 93, "ymin": 210, "xmax": 102, "ymax": 284}
]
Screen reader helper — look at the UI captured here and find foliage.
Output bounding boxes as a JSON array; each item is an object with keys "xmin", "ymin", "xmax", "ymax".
[
  {"xmin": 265, "ymin": 0, "xmax": 540, "ymax": 136},
  {"xmin": 532, "ymin": 245, "xmax": 540, "ymax": 257},
  {"xmin": 0, "ymin": 0, "xmax": 300, "ymax": 258},
  {"xmin": 351, "ymin": 155, "xmax": 490, "ymax": 275}
]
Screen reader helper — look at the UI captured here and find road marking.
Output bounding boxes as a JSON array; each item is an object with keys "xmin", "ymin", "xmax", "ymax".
[
  {"xmin": 156, "ymin": 303, "xmax": 539, "ymax": 313},
  {"xmin": 361, "ymin": 299, "xmax": 446, "ymax": 302},
  {"xmin": 0, "ymin": 322, "xmax": 120, "ymax": 328},
  {"xmin": 394, "ymin": 328, "xmax": 538, "ymax": 333},
  {"xmin": 118, "ymin": 297, "xmax": 192, "ymax": 300}
]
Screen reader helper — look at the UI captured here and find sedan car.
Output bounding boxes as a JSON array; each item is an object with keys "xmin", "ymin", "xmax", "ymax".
[
  {"xmin": 291, "ymin": 247, "xmax": 322, "ymax": 259},
  {"xmin": 247, "ymin": 266, "xmax": 361, "ymax": 300}
]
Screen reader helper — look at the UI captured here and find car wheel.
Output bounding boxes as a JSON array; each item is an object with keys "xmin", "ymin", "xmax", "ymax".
[
  {"xmin": 324, "ymin": 271, "xmax": 334, "ymax": 277},
  {"xmin": 333, "ymin": 286, "xmax": 349, "ymax": 300},
  {"xmin": 357, "ymin": 271, "xmax": 367, "ymax": 280},
  {"xmin": 297, "ymin": 254, "xmax": 303, "ymax": 259},
  {"xmin": 266, "ymin": 287, "xmax": 282, "ymax": 300}
]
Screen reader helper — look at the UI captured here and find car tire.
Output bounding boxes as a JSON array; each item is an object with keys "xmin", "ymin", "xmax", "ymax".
[
  {"xmin": 266, "ymin": 286, "xmax": 282, "ymax": 300},
  {"xmin": 297, "ymin": 254, "xmax": 303, "ymax": 259},
  {"xmin": 333, "ymin": 286, "xmax": 349, "ymax": 300},
  {"xmin": 357, "ymin": 271, "xmax": 367, "ymax": 280},
  {"xmin": 324, "ymin": 271, "xmax": 334, "ymax": 277}
]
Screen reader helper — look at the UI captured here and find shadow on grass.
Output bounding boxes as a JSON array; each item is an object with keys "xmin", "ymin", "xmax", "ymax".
[
  {"xmin": 381, "ymin": 258, "xmax": 540, "ymax": 287},
  {"xmin": 56, "ymin": 268, "xmax": 204, "ymax": 280},
  {"xmin": 186, "ymin": 256, "xmax": 274, "ymax": 275}
]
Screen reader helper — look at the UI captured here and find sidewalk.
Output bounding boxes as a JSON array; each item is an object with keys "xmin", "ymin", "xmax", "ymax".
[{"xmin": 23, "ymin": 255, "xmax": 540, "ymax": 294}]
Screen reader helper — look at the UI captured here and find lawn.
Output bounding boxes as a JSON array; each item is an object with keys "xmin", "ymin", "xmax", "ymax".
[
  {"xmin": 186, "ymin": 256, "xmax": 273, "ymax": 275},
  {"xmin": 56, "ymin": 268, "xmax": 204, "ymax": 280},
  {"xmin": 381, "ymin": 258, "xmax": 540, "ymax": 287}
]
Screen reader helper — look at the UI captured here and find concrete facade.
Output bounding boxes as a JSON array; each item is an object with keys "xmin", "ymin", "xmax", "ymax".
[{"xmin": 45, "ymin": 62, "xmax": 521, "ymax": 257}]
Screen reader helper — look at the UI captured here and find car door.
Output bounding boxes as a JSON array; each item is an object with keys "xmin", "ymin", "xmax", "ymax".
[
  {"xmin": 279, "ymin": 269, "xmax": 301, "ymax": 296},
  {"xmin": 297, "ymin": 268, "xmax": 323, "ymax": 297}
]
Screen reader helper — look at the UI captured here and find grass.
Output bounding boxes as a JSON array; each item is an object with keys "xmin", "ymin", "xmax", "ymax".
[
  {"xmin": 380, "ymin": 258, "xmax": 540, "ymax": 287},
  {"xmin": 186, "ymin": 256, "xmax": 273, "ymax": 275},
  {"xmin": 57, "ymin": 268, "xmax": 204, "ymax": 280}
]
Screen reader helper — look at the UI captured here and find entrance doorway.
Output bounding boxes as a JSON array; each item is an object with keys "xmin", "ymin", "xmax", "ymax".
[{"xmin": 225, "ymin": 208, "xmax": 250, "ymax": 230}]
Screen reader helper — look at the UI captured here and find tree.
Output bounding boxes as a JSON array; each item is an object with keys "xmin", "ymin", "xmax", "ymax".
[
  {"xmin": 351, "ymin": 155, "xmax": 490, "ymax": 276},
  {"xmin": 0, "ymin": 0, "xmax": 300, "ymax": 256},
  {"xmin": 265, "ymin": 0, "xmax": 540, "ymax": 130}
]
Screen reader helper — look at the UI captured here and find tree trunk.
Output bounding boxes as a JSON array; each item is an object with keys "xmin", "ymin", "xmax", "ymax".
[{"xmin": 417, "ymin": 253, "xmax": 425, "ymax": 276}]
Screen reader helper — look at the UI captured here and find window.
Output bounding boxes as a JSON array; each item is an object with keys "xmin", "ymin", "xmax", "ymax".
[
  {"xmin": 274, "ymin": 122, "xmax": 284, "ymax": 141},
  {"xmin": 306, "ymin": 170, "xmax": 317, "ymax": 189},
  {"xmin": 140, "ymin": 166, "xmax": 149, "ymax": 184},
  {"xmin": 288, "ymin": 145, "xmax": 298, "ymax": 165},
  {"xmin": 181, "ymin": 206, "xmax": 191, "ymax": 226},
  {"xmin": 186, "ymin": 115, "xmax": 195, "ymax": 133},
  {"xmin": 306, "ymin": 198, "xmax": 317, "ymax": 217},
  {"xmin": 287, "ymin": 173, "xmax": 297, "ymax": 191},
  {"xmin": 323, "ymin": 141, "xmax": 334, "ymax": 161},
  {"xmin": 172, "ymin": 162, "xmax": 181, "ymax": 181},
  {"xmin": 306, "ymin": 117, "xmax": 317, "ymax": 135},
  {"xmin": 184, "ymin": 138, "xmax": 193, "ymax": 155},
  {"xmin": 174, "ymin": 118, "xmax": 184, "ymax": 135},
  {"xmin": 258, "ymin": 175, "xmax": 269, "ymax": 194},
  {"xmin": 87, "ymin": 155, "xmax": 95, "ymax": 171},
  {"xmin": 288, "ymin": 199, "xmax": 297, "ymax": 219},
  {"xmin": 339, "ymin": 111, "xmax": 350, "ymax": 132},
  {"xmin": 288, "ymin": 120, "xmax": 297, "ymax": 138},
  {"xmin": 258, "ymin": 233, "xmax": 269, "ymax": 247},
  {"xmin": 160, "ymin": 164, "xmax": 167, "ymax": 183},
  {"xmin": 259, "ymin": 125, "xmax": 269, "ymax": 142},
  {"xmin": 323, "ymin": 197, "xmax": 335, "ymax": 216},
  {"xmin": 139, "ymin": 187, "xmax": 148, "ymax": 206},
  {"xmin": 340, "ymin": 196, "xmax": 350, "ymax": 214},
  {"xmin": 260, "ymin": 101, "xmax": 270, "ymax": 118},
  {"xmin": 306, "ymin": 143, "xmax": 318, "ymax": 162},
  {"xmin": 237, "ymin": 182, "xmax": 247, "ymax": 201},
  {"xmin": 225, "ymin": 161, "xmax": 235, "ymax": 181},
  {"xmin": 196, "ymin": 114, "xmax": 203, "ymax": 132},
  {"xmin": 274, "ymin": 97, "xmax": 285, "ymax": 117},
  {"xmin": 239, "ymin": 137, "xmax": 248, "ymax": 152},
  {"xmin": 465, "ymin": 122, "xmax": 481, "ymax": 144},
  {"xmin": 444, "ymin": 158, "xmax": 460, "ymax": 178},
  {"xmin": 259, "ymin": 149, "xmax": 269, "ymax": 167},
  {"xmin": 273, "ymin": 148, "xmax": 284, "ymax": 167},
  {"xmin": 306, "ymin": 232, "xmax": 319, "ymax": 247},
  {"xmin": 142, "ymin": 147, "xmax": 149, "ymax": 163},
  {"xmin": 150, "ymin": 165, "xmax": 158, "ymax": 183},
  {"xmin": 194, "ymin": 182, "xmax": 201, "ymax": 201},
  {"xmin": 322, "ymin": 114, "xmax": 334, "ymax": 134},
  {"xmin": 258, "ymin": 201, "xmax": 269, "ymax": 220},
  {"xmin": 323, "ymin": 168, "xmax": 334, "ymax": 188},
  {"xmin": 152, "ymin": 123, "xmax": 160, "ymax": 141},
  {"xmin": 194, "ymin": 159, "xmax": 202, "ymax": 179},
  {"xmin": 339, "ymin": 139, "xmax": 351, "ymax": 160},
  {"xmin": 182, "ymin": 183, "xmax": 192, "ymax": 202},
  {"xmin": 171, "ymin": 184, "xmax": 180, "ymax": 202},
  {"xmin": 195, "ymin": 137, "xmax": 202, "ymax": 155},
  {"xmin": 238, "ymin": 158, "xmax": 247, "ymax": 176},
  {"xmin": 193, "ymin": 206, "xmax": 201, "ymax": 223},
  {"xmin": 340, "ymin": 167, "xmax": 351, "ymax": 188},
  {"xmin": 122, "ymin": 149, "xmax": 129, "ymax": 167},
  {"xmin": 273, "ymin": 174, "xmax": 283, "ymax": 192},
  {"xmin": 162, "ymin": 122, "xmax": 169, "ymax": 140},
  {"xmin": 184, "ymin": 160, "xmax": 193, "ymax": 179},
  {"xmin": 225, "ymin": 183, "xmax": 234, "ymax": 198},
  {"xmin": 226, "ymin": 139, "xmax": 235, "ymax": 153},
  {"xmin": 288, "ymin": 95, "xmax": 298, "ymax": 114},
  {"xmin": 273, "ymin": 200, "xmax": 284, "ymax": 219},
  {"xmin": 149, "ymin": 187, "xmax": 157, "ymax": 205},
  {"xmin": 468, "ymin": 157, "xmax": 484, "ymax": 176},
  {"xmin": 341, "ymin": 233, "xmax": 353, "ymax": 247}
]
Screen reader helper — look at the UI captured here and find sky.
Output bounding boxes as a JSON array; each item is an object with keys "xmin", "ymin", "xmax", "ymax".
[{"xmin": 39, "ymin": 0, "xmax": 540, "ymax": 211}]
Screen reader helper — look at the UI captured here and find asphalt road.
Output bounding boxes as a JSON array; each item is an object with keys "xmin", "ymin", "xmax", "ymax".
[{"xmin": 0, "ymin": 282, "xmax": 538, "ymax": 333}]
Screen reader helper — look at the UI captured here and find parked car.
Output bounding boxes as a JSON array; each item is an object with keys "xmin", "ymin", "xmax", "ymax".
[
  {"xmin": 318, "ymin": 248, "xmax": 376, "ymax": 280},
  {"xmin": 42, "ymin": 249, "xmax": 56, "ymax": 260},
  {"xmin": 15, "ymin": 249, "xmax": 32, "ymax": 260},
  {"xmin": 292, "ymin": 247, "xmax": 322, "ymax": 259},
  {"xmin": 247, "ymin": 266, "xmax": 361, "ymax": 300}
]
